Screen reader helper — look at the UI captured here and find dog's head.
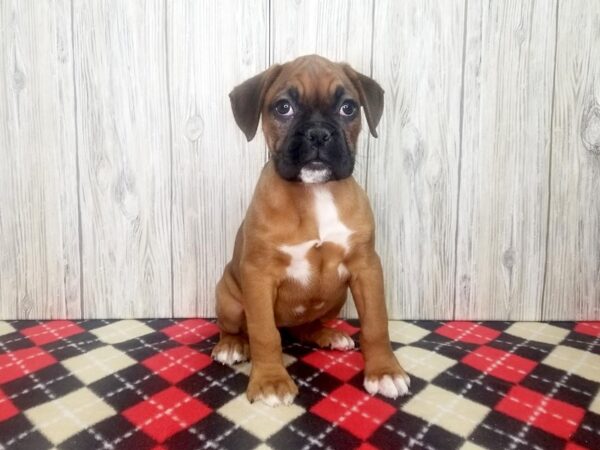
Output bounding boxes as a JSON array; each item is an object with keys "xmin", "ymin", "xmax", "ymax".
[{"xmin": 229, "ymin": 55, "xmax": 384, "ymax": 183}]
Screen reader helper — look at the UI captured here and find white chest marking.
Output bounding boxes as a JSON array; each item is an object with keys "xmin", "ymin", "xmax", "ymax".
[
  {"xmin": 337, "ymin": 263, "xmax": 350, "ymax": 279},
  {"xmin": 279, "ymin": 187, "xmax": 353, "ymax": 285},
  {"xmin": 279, "ymin": 239, "xmax": 319, "ymax": 286},
  {"xmin": 313, "ymin": 188, "xmax": 353, "ymax": 252},
  {"xmin": 293, "ymin": 305, "xmax": 306, "ymax": 315}
]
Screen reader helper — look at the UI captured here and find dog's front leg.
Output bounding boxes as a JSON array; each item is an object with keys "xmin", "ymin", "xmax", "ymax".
[
  {"xmin": 241, "ymin": 266, "xmax": 298, "ymax": 406},
  {"xmin": 348, "ymin": 250, "xmax": 411, "ymax": 399}
]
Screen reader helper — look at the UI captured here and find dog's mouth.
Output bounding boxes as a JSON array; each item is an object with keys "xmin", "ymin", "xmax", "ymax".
[{"xmin": 299, "ymin": 161, "xmax": 332, "ymax": 184}]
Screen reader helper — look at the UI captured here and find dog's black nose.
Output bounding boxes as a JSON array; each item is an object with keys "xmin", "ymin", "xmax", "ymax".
[{"xmin": 306, "ymin": 127, "xmax": 331, "ymax": 147}]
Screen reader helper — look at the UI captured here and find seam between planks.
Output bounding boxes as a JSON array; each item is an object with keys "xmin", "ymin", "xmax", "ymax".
[
  {"xmin": 453, "ymin": 0, "xmax": 469, "ymax": 320},
  {"xmin": 540, "ymin": 0, "xmax": 561, "ymax": 320},
  {"xmin": 363, "ymin": 0, "xmax": 376, "ymax": 194},
  {"xmin": 69, "ymin": 0, "xmax": 84, "ymax": 319},
  {"xmin": 164, "ymin": 0, "xmax": 175, "ymax": 318}
]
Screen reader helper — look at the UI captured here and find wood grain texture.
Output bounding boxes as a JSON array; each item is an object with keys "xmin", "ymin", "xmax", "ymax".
[
  {"xmin": 72, "ymin": 1, "xmax": 172, "ymax": 318},
  {"xmin": 270, "ymin": 0, "xmax": 373, "ymax": 318},
  {"xmin": 1, "ymin": 1, "xmax": 599, "ymax": 320},
  {"xmin": 169, "ymin": 0, "xmax": 269, "ymax": 317},
  {"xmin": 368, "ymin": 0, "xmax": 464, "ymax": 319},
  {"xmin": 0, "ymin": 0, "xmax": 81, "ymax": 319},
  {"xmin": 455, "ymin": 0, "xmax": 557, "ymax": 320},
  {"xmin": 543, "ymin": 0, "xmax": 600, "ymax": 320}
]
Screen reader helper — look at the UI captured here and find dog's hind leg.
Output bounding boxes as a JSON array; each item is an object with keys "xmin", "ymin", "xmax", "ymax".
[{"xmin": 212, "ymin": 266, "xmax": 250, "ymax": 365}]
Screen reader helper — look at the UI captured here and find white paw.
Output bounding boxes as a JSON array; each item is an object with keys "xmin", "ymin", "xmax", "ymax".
[
  {"xmin": 330, "ymin": 334, "xmax": 355, "ymax": 350},
  {"xmin": 364, "ymin": 374, "xmax": 411, "ymax": 398},
  {"xmin": 212, "ymin": 348, "xmax": 248, "ymax": 365},
  {"xmin": 256, "ymin": 393, "xmax": 295, "ymax": 407}
]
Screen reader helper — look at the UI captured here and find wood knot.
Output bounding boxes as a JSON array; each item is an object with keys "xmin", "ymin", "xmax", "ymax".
[
  {"xmin": 185, "ymin": 115, "xmax": 204, "ymax": 142},
  {"xmin": 581, "ymin": 103, "xmax": 600, "ymax": 154},
  {"xmin": 13, "ymin": 69, "xmax": 25, "ymax": 92},
  {"xmin": 514, "ymin": 22, "xmax": 527, "ymax": 46},
  {"xmin": 502, "ymin": 248, "xmax": 515, "ymax": 269},
  {"xmin": 56, "ymin": 32, "xmax": 69, "ymax": 63},
  {"xmin": 459, "ymin": 274, "xmax": 471, "ymax": 300},
  {"xmin": 20, "ymin": 294, "xmax": 33, "ymax": 316},
  {"xmin": 401, "ymin": 124, "xmax": 424, "ymax": 172},
  {"xmin": 113, "ymin": 170, "xmax": 139, "ymax": 221}
]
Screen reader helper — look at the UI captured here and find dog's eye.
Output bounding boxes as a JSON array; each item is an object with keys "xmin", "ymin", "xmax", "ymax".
[
  {"xmin": 274, "ymin": 100, "xmax": 294, "ymax": 117},
  {"xmin": 340, "ymin": 100, "xmax": 357, "ymax": 117}
]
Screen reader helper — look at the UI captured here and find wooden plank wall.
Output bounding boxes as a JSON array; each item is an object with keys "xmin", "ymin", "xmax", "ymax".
[
  {"xmin": 456, "ymin": 0, "xmax": 557, "ymax": 320},
  {"xmin": 543, "ymin": 0, "xmax": 600, "ymax": 320},
  {"xmin": 0, "ymin": 0, "xmax": 598, "ymax": 320},
  {"xmin": 0, "ymin": 0, "xmax": 81, "ymax": 319},
  {"xmin": 73, "ymin": 1, "xmax": 172, "ymax": 318},
  {"xmin": 369, "ymin": 0, "xmax": 464, "ymax": 320}
]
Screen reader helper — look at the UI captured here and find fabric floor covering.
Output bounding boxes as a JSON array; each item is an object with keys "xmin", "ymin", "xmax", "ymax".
[{"xmin": 0, "ymin": 319, "xmax": 598, "ymax": 450}]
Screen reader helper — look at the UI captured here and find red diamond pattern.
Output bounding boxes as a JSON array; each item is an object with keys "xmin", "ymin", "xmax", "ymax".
[
  {"xmin": 462, "ymin": 345, "xmax": 537, "ymax": 383},
  {"xmin": 496, "ymin": 385, "xmax": 585, "ymax": 439},
  {"xmin": 0, "ymin": 319, "xmax": 597, "ymax": 449},
  {"xmin": 0, "ymin": 347, "xmax": 56, "ymax": 384},
  {"xmin": 123, "ymin": 386, "xmax": 211, "ymax": 443},
  {"xmin": 302, "ymin": 350, "xmax": 364, "ymax": 381},
  {"xmin": 356, "ymin": 443, "xmax": 380, "ymax": 450},
  {"xmin": 21, "ymin": 320, "xmax": 85, "ymax": 346},
  {"xmin": 0, "ymin": 389, "xmax": 18, "ymax": 421},
  {"xmin": 162, "ymin": 319, "xmax": 219, "ymax": 345},
  {"xmin": 143, "ymin": 346, "xmax": 212, "ymax": 384},
  {"xmin": 574, "ymin": 322, "xmax": 600, "ymax": 338},
  {"xmin": 436, "ymin": 322, "xmax": 501, "ymax": 344},
  {"xmin": 311, "ymin": 384, "xmax": 395, "ymax": 440},
  {"xmin": 564, "ymin": 443, "xmax": 591, "ymax": 450}
]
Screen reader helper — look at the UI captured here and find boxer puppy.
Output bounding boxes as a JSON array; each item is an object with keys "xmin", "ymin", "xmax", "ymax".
[{"xmin": 212, "ymin": 55, "xmax": 410, "ymax": 406}]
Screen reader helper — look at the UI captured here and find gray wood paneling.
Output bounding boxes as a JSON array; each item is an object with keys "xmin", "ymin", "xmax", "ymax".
[
  {"xmin": 0, "ymin": 0, "xmax": 81, "ymax": 319},
  {"xmin": 368, "ymin": 0, "xmax": 465, "ymax": 319},
  {"xmin": 0, "ymin": 0, "xmax": 598, "ymax": 320},
  {"xmin": 543, "ymin": 0, "xmax": 600, "ymax": 320},
  {"xmin": 455, "ymin": 0, "xmax": 557, "ymax": 320},
  {"xmin": 72, "ymin": 1, "xmax": 172, "ymax": 317}
]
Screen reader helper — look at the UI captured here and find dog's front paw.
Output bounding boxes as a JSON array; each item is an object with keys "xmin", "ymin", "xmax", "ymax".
[
  {"xmin": 247, "ymin": 364, "xmax": 298, "ymax": 407},
  {"xmin": 364, "ymin": 361, "xmax": 411, "ymax": 399},
  {"xmin": 364, "ymin": 373, "xmax": 410, "ymax": 398}
]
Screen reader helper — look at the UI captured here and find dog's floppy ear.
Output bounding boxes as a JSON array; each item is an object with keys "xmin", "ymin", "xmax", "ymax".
[
  {"xmin": 229, "ymin": 65, "xmax": 282, "ymax": 141},
  {"xmin": 341, "ymin": 64, "xmax": 384, "ymax": 138}
]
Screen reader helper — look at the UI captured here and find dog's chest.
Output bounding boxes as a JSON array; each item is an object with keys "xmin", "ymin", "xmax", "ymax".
[{"xmin": 278, "ymin": 188, "xmax": 352, "ymax": 286}]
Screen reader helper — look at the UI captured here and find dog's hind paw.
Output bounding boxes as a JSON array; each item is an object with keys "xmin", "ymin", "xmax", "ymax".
[
  {"xmin": 312, "ymin": 328, "xmax": 355, "ymax": 351},
  {"xmin": 329, "ymin": 333, "xmax": 355, "ymax": 350},
  {"xmin": 211, "ymin": 334, "xmax": 249, "ymax": 365}
]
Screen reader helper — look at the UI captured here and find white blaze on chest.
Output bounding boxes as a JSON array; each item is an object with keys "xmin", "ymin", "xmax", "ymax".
[
  {"xmin": 278, "ymin": 187, "xmax": 353, "ymax": 285},
  {"xmin": 337, "ymin": 263, "xmax": 350, "ymax": 279},
  {"xmin": 293, "ymin": 305, "xmax": 307, "ymax": 315},
  {"xmin": 313, "ymin": 187, "xmax": 352, "ymax": 252},
  {"xmin": 279, "ymin": 239, "xmax": 319, "ymax": 285}
]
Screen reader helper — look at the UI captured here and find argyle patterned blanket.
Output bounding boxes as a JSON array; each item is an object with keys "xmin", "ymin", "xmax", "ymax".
[{"xmin": 0, "ymin": 319, "xmax": 598, "ymax": 450}]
